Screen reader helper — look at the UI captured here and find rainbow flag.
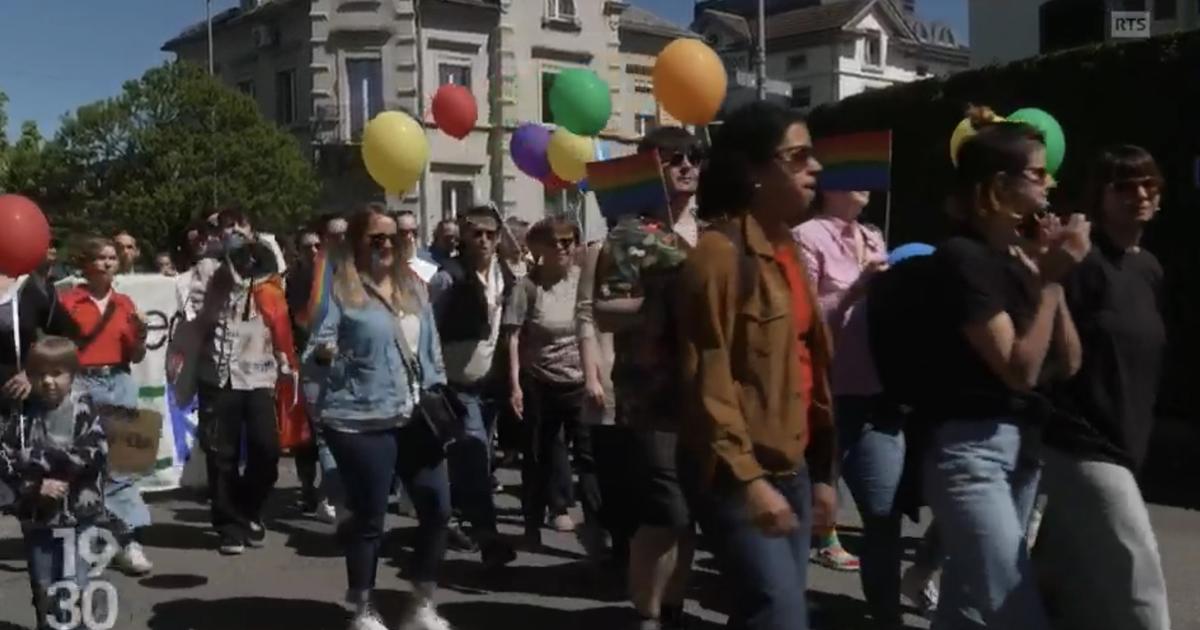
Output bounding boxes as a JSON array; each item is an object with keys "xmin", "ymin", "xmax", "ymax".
[
  {"xmin": 586, "ymin": 151, "xmax": 670, "ymax": 223},
  {"xmin": 304, "ymin": 249, "xmax": 334, "ymax": 331},
  {"xmin": 814, "ymin": 130, "xmax": 892, "ymax": 191}
]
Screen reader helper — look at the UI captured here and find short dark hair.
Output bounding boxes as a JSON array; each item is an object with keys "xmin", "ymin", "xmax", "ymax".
[
  {"xmin": 26, "ymin": 336, "xmax": 79, "ymax": 378},
  {"xmin": 527, "ymin": 215, "xmax": 581, "ymax": 248},
  {"xmin": 948, "ymin": 121, "xmax": 1045, "ymax": 223},
  {"xmin": 638, "ymin": 126, "xmax": 699, "ymax": 156},
  {"xmin": 697, "ymin": 102, "xmax": 808, "ymax": 220},
  {"xmin": 1082, "ymin": 144, "xmax": 1164, "ymax": 215},
  {"xmin": 217, "ymin": 206, "xmax": 250, "ymax": 228},
  {"xmin": 311, "ymin": 212, "xmax": 346, "ymax": 235}
]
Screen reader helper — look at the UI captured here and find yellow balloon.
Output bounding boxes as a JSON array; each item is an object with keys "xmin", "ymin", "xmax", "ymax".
[
  {"xmin": 362, "ymin": 111, "xmax": 430, "ymax": 194},
  {"xmin": 653, "ymin": 38, "xmax": 728, "ymax": 126},
  {"xmin": 547, "ymin": 127, "xmax": 594, "ymax": 183},
  {"xmin": 949, "ymin": 112, "xmax": 1005, "ymax": 166}
]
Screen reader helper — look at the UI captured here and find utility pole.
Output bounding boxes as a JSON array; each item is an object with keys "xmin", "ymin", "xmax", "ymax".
[
  {"xmin": 756, "ymin": 0, "xmax": 767, "ymax": 101},
  {"xmin": 206, "ymin": 0, "xmax": 214, "ymax": 75}
]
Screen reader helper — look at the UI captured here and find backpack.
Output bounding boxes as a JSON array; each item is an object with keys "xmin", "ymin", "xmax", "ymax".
[{"xmin": 865, "ymin": 253, "xmax": 940, "ymax": 410}]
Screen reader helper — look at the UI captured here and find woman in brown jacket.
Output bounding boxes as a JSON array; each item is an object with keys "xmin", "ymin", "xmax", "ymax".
[{"xmin": 677, "ymin": 101, "xmax": 835, "ymax": 630}]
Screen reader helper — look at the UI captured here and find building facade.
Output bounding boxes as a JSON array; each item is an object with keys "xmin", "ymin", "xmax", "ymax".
[
  {"xmin": 163, "ymin": 0, "xmax": 692, "ymax": 241},
  {"xmin": 969, "ymin": 0, "xmax": 1200, "ymax": 67},
  {"xmin": 693, "ymin": 0, "xmax": 968, "ymax": 112}
]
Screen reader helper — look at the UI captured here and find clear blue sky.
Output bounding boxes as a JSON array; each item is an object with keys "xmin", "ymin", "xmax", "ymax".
[{"xmin": 1, "ymin": 0, "xmax": 966, "ymax": 139}]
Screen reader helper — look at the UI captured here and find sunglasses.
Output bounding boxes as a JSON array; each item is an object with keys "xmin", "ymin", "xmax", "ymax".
[
  {"xmin": 300, "ymin": 241, "xmax": 321, "ymax": 250},
  {"xmin": 1112, "ymin": 177, "xmax": 1161, "ymax": 195},
  {"xmin": 553, "ymin": 237, "xmax": 577, "ymax": 249},
  {"xmin": 1018, "ymin": 167, "xmax": 1052, "ymax": 184},
  {"xmin": 398, "ymin": 228, "xmax": 418, "ymax": 237},
  {"xmin": 367, "ymin": 233, "xmax": 396, "ymax": 249},
  {"xmin": 775, "ymin": 145, "xmax": 814, "ymax": 170},
  {"xmin": 661, "ymin": 148, "xmax": 706, "ymax": 168}
]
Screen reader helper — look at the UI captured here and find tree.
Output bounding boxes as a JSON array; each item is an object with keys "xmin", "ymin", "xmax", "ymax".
[{"xmin": 34, "ymin": 62, "xmax": 318, "ymax": 249}]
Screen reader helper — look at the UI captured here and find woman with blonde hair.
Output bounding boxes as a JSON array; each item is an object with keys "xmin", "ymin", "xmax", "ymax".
[{"xmin": 306, "ymin": 207, "xmax": 452, "ymax": 630}]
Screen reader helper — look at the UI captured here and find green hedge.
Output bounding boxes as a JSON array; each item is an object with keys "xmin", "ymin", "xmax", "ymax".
[{"xmin": 808, "ymin": 31, "xmax": 1200, "ymax": 417}]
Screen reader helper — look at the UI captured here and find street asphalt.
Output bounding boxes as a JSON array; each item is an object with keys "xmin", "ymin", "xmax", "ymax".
[{"xmin": 0, "ymin": 462, "xmax": 1196, "ymax": 630}]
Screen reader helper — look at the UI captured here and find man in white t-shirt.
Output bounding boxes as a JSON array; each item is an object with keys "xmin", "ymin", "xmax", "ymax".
[{"xmin": 395, "ymin": 210, "xmax": 438, "ymax": 284}]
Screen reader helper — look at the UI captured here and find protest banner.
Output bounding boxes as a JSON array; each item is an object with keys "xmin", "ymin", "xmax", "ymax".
[{"xmin": 59, "ymin": 274, "xmax": 199, "ymax": 491}]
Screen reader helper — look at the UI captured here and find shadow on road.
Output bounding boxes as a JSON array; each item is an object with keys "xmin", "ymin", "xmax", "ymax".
[
  {"xmin": 0, "ymin": 535, "xmax": 25, "ymax": 573},
  {"xmin": 421, "ymin": 555, "xmax": 629, "ymax": 602},
  {"xmin": 438, "ymin": 601, "xmax": 640, "ymax": 630},
  {"xmin": 146, "ymin": 596, "xmax": 352, "ymax": 630},
  {"xmin": 140, "ymin": 522, "xmax": 215, "ymax": 551},
  {"xmin": 139, "ymin": 573, "xmax": 210, "ymax": 589}
]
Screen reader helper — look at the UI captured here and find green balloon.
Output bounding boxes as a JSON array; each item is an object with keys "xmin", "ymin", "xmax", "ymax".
[
  {"xmin": 1009, "ymin": 107, "xmax": 1066, "ymax": 175},
  {"xmin": 549, "ymin": 69, "xmax": 612, "ymax": 136}
]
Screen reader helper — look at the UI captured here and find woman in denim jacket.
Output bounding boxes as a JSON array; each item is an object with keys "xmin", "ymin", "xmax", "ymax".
[{"xmin": 305, "ymin": 207, "xmax": 452, "ymax": 630}]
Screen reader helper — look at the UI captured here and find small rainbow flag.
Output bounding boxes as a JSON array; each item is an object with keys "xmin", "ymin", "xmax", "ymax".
[
  {"xmin": 586, "ymin": 151, "xmax": 670, "ymax": 223},
  {"xmin": 814, "ymin": 130, "xmax": 892, "ymax": 191},
  {"xmin": 304, "ymin": 249, "xmax": 334, "ymax": 331}
]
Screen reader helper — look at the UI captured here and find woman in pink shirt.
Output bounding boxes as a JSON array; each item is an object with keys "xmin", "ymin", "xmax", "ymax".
[{"xmin": 796, "ymin": 190, "xmax": 938, "ymax": 626}]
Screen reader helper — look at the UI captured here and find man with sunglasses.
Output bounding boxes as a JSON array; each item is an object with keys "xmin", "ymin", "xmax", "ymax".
[
  {"xmin": 594, "ymin": 126, "xmax": 703, "ymax": 630},
  {"xmin": 429, "ymin": 204, "xmax": 519, "ymax": 569},
  {"xmin": 395, "ymin": 210, "xmax": 438, "ymax": 284}
]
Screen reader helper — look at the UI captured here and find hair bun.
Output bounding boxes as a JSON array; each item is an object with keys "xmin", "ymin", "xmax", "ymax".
[{"xmin": 965, "ymin": 104, "xmax": 1000, "ymax": 130}]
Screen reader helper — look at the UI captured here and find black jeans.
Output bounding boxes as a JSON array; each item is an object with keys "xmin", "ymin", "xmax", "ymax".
[
  {"xmin": 592, "ymin": 425, "xmax": 639, "ymax": 556},
  {"xmin": 197, "ymin": 385, "xmax": 280, "ymax": 541},
  {"xmin": 294, "ymin": 441, "xmax": 319, "ymax": 505},
  {"xmin": 323, "ymin": 422, "xmax": 450, "ymax": 599},
  {"xmin": 519, "ymin": 376, "xmax": 599, "ymax": 531}
]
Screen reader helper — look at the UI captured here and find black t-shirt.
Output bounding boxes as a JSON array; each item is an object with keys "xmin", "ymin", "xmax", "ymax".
[
  {"xmin": 927, "ymin": 234, "xmax": 1042, "ymax": 421},
  {"xmin": 1045, "ymin": 233, "xmax": 1165, "ymax": 470}
]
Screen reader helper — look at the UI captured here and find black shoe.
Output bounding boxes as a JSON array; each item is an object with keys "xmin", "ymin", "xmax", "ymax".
[
  {"xmin": 481, "ymin": 539, "xmax": 517, "ymax": 570},
  {"xmin": 660, "ymin": 605, "xmax": 687, "ymax": 630},
  {"xmin": 447, "ymin": 525, "xmax": 479, "ymax": 553},
  {"xmin": 246, "ymin": 521, "xmax": 266, "ymax": 548},
  {"xmin": 219, "ymin": 534, "xmax": 245, "ymax": 556}
]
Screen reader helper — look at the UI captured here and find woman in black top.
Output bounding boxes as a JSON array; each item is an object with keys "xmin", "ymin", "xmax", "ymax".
[
  {"xmin": 924, "ymin": 119, "xmax": 1087, "ymax": 630},
  {"xmin": 1035, "ymin": 145, "xmax": 1170, "ymax": 630}
]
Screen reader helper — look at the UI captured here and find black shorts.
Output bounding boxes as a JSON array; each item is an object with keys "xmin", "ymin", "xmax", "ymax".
[{"xmin": 633, "ymin": 429, "xmax": 692, "ymax": 528}]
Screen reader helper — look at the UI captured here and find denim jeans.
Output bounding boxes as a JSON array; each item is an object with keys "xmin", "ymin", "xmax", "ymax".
[
  {"xmin": 23, "ymin": 524, "xmax": 107, "ymax": 630},
  {"xmin": 301, "ymin": 371, "xmax": 344, "ymax": 506},
  {"xmin": 75, "ymin": 372, "xmax": 152, "ymax": 536},
  {"xmin": 323, "ymin": 422, "xmax": 450, "ymax": 601},
  {"xmin": 925, "ymin": 419, "xmax": 1047, "ymax": 630},
  {"xmin": 836, "ymin": 395, "xmax": 907, "ymax": 626},
  {"xmin": 447, "ymin": 385, "xmax": 498, "ymax": 534},
  {"xmin": 692, "ymin": 468, "xmax": 814, "ymax": 630},
  {"xmin": 1035, "ymin": 447, "xmax": 1170, "ymax": 630}
]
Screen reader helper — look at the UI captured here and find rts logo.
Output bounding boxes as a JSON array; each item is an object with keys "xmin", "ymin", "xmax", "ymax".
[{"xmin": 1111, "ymin": 11, "xmax": 1151, "ymax": 39}]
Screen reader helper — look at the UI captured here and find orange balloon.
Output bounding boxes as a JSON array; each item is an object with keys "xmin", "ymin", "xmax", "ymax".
[{"xmin": 653, "ymin": 39, "xmax": 727, "ymax": 126}]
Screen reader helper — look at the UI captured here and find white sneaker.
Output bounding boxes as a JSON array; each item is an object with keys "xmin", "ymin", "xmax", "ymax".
[
  {"xmin": 317, "ymin": 499, "xmax": 338, "ymax": 524},
  {"xmin": 399, "ymin": 602, "xmax": 453, "ymax": 630},
  {"xmin": 350, "ymin": 609, "xmax": 389, "ymax": 630},
  {"xmin": 900, "ymin": 563, "xmax": 939, "ymax": 617},
  {"xmin": 113, "ymin": 541, "xmax": 153, "ymax": 576}
]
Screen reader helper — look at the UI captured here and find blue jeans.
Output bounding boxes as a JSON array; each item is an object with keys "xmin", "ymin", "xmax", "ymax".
[
  {"xmin": 300, "ymin": 369, "xmax": 344, "ymax": 506},
  {"xmin": 75, "ymin": 372, "xmax": 152, "ymax": 535},
  {"xmin": 925, "ymin": 419, "xmax": 1047, "ymax": 630},
  {"xmin": 692, "ymin": 469, "xmax": 814, "ymax": 630},
  {"xmin": 23, "ymin": 524, "xmax": 106, "ymax": 630},
  {"xmin": 447, "ymin": 385, "xmax": 498, "ymax": 534},
  {"xmin": 323, "ymin": 422, "xmax": 450, "ymax": 602},
  {"xmin": 837, "ymin": 396, "xmax": 907, "ymax": 626}
]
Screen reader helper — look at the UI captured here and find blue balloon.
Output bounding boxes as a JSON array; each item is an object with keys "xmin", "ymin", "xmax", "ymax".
[
  {"xmin": 888, "ymin": 242, "xmax": 935, "ymax": 265},
  {"xmin": 578, "ymin": 180, "xmax": 589, "ymax": 193}
]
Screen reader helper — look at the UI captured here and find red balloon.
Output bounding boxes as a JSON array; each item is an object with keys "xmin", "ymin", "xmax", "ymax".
[
  {"xmin": 431, "ymin": 84, "xmax": 478, "ymax": 140},
  {"xmin": 542, "ymin": 172, "xmax": 573, "ymax": 193},
  {"xmin": 0, "ymin": 195, "xmax": 50, "ymax": 277}
]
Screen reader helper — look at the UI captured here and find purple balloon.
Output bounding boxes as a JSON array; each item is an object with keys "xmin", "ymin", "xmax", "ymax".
[{"xmin": 511, "ymin": 123, "xmax": 552, "ymax": 180}]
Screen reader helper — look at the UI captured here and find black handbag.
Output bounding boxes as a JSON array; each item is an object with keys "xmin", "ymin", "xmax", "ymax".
[{"xmin": 365, "ymin": 284, "xmax": 466, "ymax": 447}]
